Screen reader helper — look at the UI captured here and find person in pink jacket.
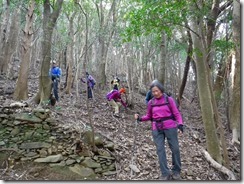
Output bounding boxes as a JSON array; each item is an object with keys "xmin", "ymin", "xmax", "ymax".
[{"xmin": 134, "ymin": 80, "xmax": 183, "ymax": 180}]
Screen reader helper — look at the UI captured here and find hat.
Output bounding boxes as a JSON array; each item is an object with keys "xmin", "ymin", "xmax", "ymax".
[
  {"xmin": 51, "ymin": 60, "xmax": 56, "ymax": 64},
  {"xmin": 119, "ymin": 88, "xmax": 126, "ymax": 94},
  {"xmin": 150, "ymin": 80, "xmax": 164, "ymax": 93}
]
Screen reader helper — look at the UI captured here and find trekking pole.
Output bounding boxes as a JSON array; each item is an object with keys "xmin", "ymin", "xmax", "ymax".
[{"xmin": 129, "ymin": 118, "xmax": 140, "ymax": 179}]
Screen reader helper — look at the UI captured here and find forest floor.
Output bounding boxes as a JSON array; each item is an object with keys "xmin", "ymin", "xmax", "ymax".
[{"xmin": 0, "ymin": 75, "xmax": 240, "ymax": 181}]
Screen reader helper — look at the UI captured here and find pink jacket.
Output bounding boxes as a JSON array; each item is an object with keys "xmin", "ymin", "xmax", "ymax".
[
  {"xmin": 140, "ymin": 95, "xmax": 183, "ymax": 130},
  {"xmin": 108, "ymin": 91, "xmax": 127, "ymax": 107}
]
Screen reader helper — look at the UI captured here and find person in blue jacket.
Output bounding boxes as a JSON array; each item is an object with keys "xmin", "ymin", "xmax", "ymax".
[{"xmin": 49, "ymin": 60, "xmax": 62, "ymax": 102}]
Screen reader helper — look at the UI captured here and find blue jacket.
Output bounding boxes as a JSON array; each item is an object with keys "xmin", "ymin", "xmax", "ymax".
[
  {"xmin": 145, "ymin": 90, "xmax": 153, "ymax": 105},
  {"xmin": 49, "ymin": 66, "xmax": 62, "ymax": 80}
]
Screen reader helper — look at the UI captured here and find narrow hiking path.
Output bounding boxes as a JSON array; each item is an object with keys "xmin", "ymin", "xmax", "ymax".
[{"xmin": 0, "ymin": 75, "xmax": 240, "ymax": 180}]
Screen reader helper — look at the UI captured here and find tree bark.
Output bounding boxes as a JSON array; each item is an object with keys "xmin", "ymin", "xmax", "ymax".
[
  {"xmin": 190, "ymin": 18, "xmax": 222, "ymax": 163},
  {"xmin": 177, "ymin": 29, "xmax": 192, "ymax": 105},
  {"xmin": 13, "ymin": 0, "xmax": 35, "ymax": 100},
  {"xmin": 1, "ymin": 9, "xmax": 20, "ymax": 76},
  {"xmin": 230, "ymin": 0, "xmax": 240, "ymax": 144},
  {"xmin": 158, "ymin": 30, "xmax": 167, "ymax": 84},
  {"xmin": 36, "ymin": 0, "xmax": 63, "ymax": 105},
  {"xmin": 65, "ymin": 13, "xmax": 76, "ymax": 94},
  {"xmin": 0, "ymin": 0, "xmax": 10, "ymax": 75}
]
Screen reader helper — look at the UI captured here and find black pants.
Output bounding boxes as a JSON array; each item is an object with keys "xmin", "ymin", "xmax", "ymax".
[{"xmin": 52, "ymin": 79, "xmax": 59, "ymax": 101}]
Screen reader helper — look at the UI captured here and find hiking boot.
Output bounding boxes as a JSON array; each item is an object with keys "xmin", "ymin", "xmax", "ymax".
[
  {"xmin": 113, "ymin": 113, "xmax": 120, "ymax": 118},
  {"xmin": 159, "ymin": 175, "xmax": 170, "ymax": 180},
  {"xmin": 172, "ymin": 173, "xmax": 181, "ymax": 180}
]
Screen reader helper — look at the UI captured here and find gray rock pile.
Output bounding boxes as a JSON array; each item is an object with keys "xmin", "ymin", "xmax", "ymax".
[{"xmin": 0, "ymin": 106, "xmax": 117, "ymax": 179}]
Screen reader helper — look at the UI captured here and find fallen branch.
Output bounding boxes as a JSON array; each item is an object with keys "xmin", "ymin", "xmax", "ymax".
[{"xmin": 200, "ymin": 146, "xmax": 236, "ymax": 180}]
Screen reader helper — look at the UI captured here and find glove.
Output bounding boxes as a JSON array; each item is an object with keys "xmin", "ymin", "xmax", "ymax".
[{"xmin": 178, "ymin": 124, "xmax": 184, "ymax": 133}]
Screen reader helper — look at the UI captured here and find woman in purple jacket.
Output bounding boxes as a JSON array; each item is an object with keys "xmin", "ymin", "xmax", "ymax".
[{"xmin": 134, "ymin": 80, "xmax": 183, "ymax": 180}]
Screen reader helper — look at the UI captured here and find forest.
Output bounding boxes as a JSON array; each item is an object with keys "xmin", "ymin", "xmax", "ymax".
[{"xmin": 0, "ymin": 0, "xmax": 241, "ymax": 181}]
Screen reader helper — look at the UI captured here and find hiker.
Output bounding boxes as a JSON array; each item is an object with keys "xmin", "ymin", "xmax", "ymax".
[
  {"xmin": 145, "ymin": 80, "xmax": 158, "ymax": 105},
  {"xmin": 106, "ymin": 88, "xmax": 127, "ymax": 117},
  {"xmin": 111, "ymin": 76, "xmax": 120, "ymax": 90},
  {"xmin": 49, "ymin": 60, "xmax": 62, "ymax": 103},
  {"xmin": 81, "ymin": 72, "xmax": 96, "ymax": 99},
  {"xmin": 134, "ymin": 80, "xmax": 184, "ymax": 180}
]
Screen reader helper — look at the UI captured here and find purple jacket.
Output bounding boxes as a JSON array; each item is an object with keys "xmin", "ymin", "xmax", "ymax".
[
  {"xmin": 108, "ymin": 91, "xmax": 127, "ymax": 107},
  {"xmin": 141, "ymin": 95, "xmax": 183, "ymax": 130}
]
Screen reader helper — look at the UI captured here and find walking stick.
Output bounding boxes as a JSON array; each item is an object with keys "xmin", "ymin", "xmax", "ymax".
[{"xmin": 129, "ymin": 119, "xmax": 140, "ymax": 179}]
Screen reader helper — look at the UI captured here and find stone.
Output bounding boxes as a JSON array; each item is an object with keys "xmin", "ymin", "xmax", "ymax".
[
  {"xmin": 39, "ymin": 149, "xmax": 48, "ymax": 157},
  {"xmin": 94, "ymin": 136, "xmax": 103, "ymax": 147},
  {"xmin": 24, "ymin": 152, "xmax": 38, "ymax": 157},
  {"xmin": 2, "ymin": 119, "xmax": 8, "ymax": 125},
  {"xmin": 10, "ymin": 128, "xmax": 20, "ymax": 136},
  {"xmin": 94, "ymin": 168, "xmax": 103, "ymax": 174},
  {"xmin": 0, "ymin": 114, "xmax": 8, "ymax": 118},
  {"xmin": 0, "ymin": 141, "xmax": 5, "ymax": 146},
  {"xmin": 13, "ymin": 120, "xmax": 21, "ymax": 125},
  {"xmin": 97, "ymin": 156, "xmax": 115, "ymax": 160},
  {"xmin": 80, "ymin": 157, "xmax": 101, "ymax": 168},
  {"xmin": 66, "ymin": 159, "xmax": 76, "ymax": 166},
  {"xmin": 24, "ymin": 131, "xmax": 34, "ymax": 140},
  {"xmin": 102, "ymin": 171, "xmax": 117, "ymax": 176},
  {"xmin": 19, "ymin": 142, "xmax": 51, "ymax": 149},
  {"xmin": 34, "ymin": 154, "xmax": 63, "ymax": 163},
  {"xmin": 34, "ymin": 112, "xmax": 49, "ymax": 120},
  {"xmin": 69, "ymin": 164, "xmax": 96, "ymax": 178},
  {"xmin": 42, "ymin": 124, "xmax": 50, "ymax": 130},
  {"xmin": 15, "ymin": 113, "xmax": 42, "ymax": 123},
  {"xmin": 98, "ymin": 149, "xmax": 111, "ymax": 157},
  {"xmin": 34, "ymin": 124, "xmax": 42, "ymax": 129},
  {"xmin": 50, "ymin": 161, "xmax": 66, "ymax": 167},
  {"xmin": 45, "ymin": 118, "xmax": 57, "ymax": 125},
  {"xmin": 104, "ymin": 142, "xmax": 115, "ymax": 151}
]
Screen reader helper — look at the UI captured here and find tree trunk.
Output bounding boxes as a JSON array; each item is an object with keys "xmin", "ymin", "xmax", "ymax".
[
  {"xmin": 1, "ymin": 9, "xmax": 20, "ymax": 76},
  {"xmin": 158, "ymin": 30, "xmax": 167, "ymax": 84},
  {"xmin": 230, "ymin": 0, "xmax": 240, "ymax": 144},
  {"xmin": 13, "ymin": 0, "xmax": 35, "ymax": 100},
  {"xmin": 190, "ymin": 19, "xmax": 222, "ymax": 163},
  {"xmin": 0, "ymin": 0, "xmax": 10, "ymax": 75},
  {"xmin": 177, "ymin": 30, "xmax": 192, "ymax": 105},
  {"xmin": 65, "ymin": 13, "xmax": 76, "ymax": 94},
  {"xmin": 36, "ymin": 0, "xmax": 63, "ymax": 105}
]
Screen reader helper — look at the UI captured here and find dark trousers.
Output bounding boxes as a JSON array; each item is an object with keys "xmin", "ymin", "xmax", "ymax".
[
  {"xmin": 88, "ymin": 87, "xmax": 93, "ymax": 99},
  {"xmin": 52, "ymin": 80, "xmax": 59, "ymax": 102},
  {"xmin": 152, "ymin": 128, "xmax": 181, "ymax": 177}
]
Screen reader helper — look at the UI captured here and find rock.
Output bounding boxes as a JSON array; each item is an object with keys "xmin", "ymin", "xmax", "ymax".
[
  {"xmin": 94, "ymin": 168, "xmax": 103, "ymax": 174},
  {"xmin": 45, "ymin": 118, "xmax": 57, "ymax": 125},
  {"xmin": 69, "ymin": 164, "xmax": 96, "ymax": 178},
  {"xmin": 83, "ymin": 130, "xmax": 103, "ymax": 146},
  {"xmin": 33, "ymin": 108, "xmax": 51, "ymax": 114},
  {"xmin": 98, "ymin": 149, "xmax": 111, "ymax": 157},
  {"xmin": 0, "ymin": 141, "xmax": 5, "ymax": 146},
  {"xmin": 50, "ymin": 161, "xmax": 66, "ymax": 167},
  {"xmin": 97, "ymin": 156, "xmax": 115, "ymax": 160},
  {"xmin": 38, "ymin": 149, "xmax": 48, "ymax": 157},
  {"xmin": 94, "ymin": 136, "xmax": 103, "ymax": 147},
  {"xmin": 0, "ymin": 114, "xmax": 8, "ymax": 118},
  {"xmin": 42, "ymin": 124, "xmax": 50, "ymax": 130},
  {"xmin": 102, "ymin": 171, "xmax": 117, "ymax": 176},
  {"xmin": 24, "ymin": 131, "xmax": 34, "ymax": 140},
  {"xmin": 15, "ymin": 113, "xmax": 42, "ymax": 123},
  {"xmin": 2, "ymin": 119, "xmax": 8, "ymax": 124},
  {"xmin": 80, "ymin": 157, "xmax": 101, "ymax": 168},
  {"xmin": 129, "ymin": 164, "xmax": 140, "ymax": 173},
  {"xmin": 34, "ymin": 154, "xmax": 63, "ymax": 163},
  {"xmin": 104, "ymin": 142, "xmax": 115, "ymax": 151},
  {"xmin": 34, "ymin": 112, "xmax": 49, "ymax": 120},
  {"xmin": 34, "ymin": 124, "xmax": 42, "ymax": 129},
  {"xmin": 24, "ymin": 152, "xmax": 38, "ymax": 157},
  {"xmin": 13, "ymin": 120, "xmax": 21, "ymax": 125},
  {"xmin": 66, "ymin": 159, "xmax": 76, "ymax": 166},
  {"xmin": 10, "ymin": 128, "xmax": 20, "ymax": 136},
  {"xmin": 19, "ymin": 142, "xmax": 51, "ymax": 149}
]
